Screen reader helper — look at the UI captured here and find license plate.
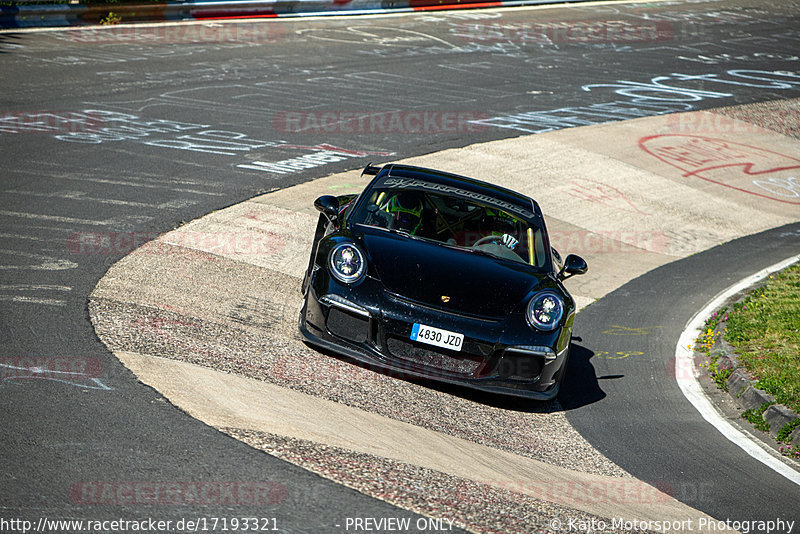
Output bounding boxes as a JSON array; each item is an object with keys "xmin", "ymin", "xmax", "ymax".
[{"xmin": 410, "ymin": 323, "xmax": 464, "ymax": 352}]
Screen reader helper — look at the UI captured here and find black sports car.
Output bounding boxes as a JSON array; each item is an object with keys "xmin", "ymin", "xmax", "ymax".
[{"xmin": 299, "ymin": 164, "xmax": 587, "ymax": 400}]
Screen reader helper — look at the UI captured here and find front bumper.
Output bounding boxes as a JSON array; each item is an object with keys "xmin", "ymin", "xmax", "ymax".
[{"xmin": 299, "ymin": 283, "xmax": 570, "ymax": 401}]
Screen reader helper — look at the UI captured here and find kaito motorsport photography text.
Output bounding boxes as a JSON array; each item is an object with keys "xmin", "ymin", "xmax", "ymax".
[{"xmin": 554, "ymin": 516, "xmax": 796, "ymax": 533}]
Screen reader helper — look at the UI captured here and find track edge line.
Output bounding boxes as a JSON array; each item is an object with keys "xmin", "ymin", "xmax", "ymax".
[{"xmin": 675, "ymin": 254, "xmax": 800, "ymax": 487}]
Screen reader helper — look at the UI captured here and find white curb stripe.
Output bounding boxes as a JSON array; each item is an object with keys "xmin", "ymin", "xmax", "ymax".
[{"xmin": 675, "ymin": 254, "xmax": 800, "ymax": 486}]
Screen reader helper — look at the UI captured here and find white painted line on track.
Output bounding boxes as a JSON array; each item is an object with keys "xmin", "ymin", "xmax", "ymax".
[
  {"xmin": 0, "ymin": 295, "xmax": 67, "ymax": 306},
  {"xmin": 675, "ymin": 254, "xmax": 800, "ymax": 487},
  {"xmin": 0, "ymin": 210, "xmax": 114, "ymax": 227},
  {"xmin": 0, "ymin": 249, "xmax": 79, "ymax": 271},
  {"xmin": 0, "ymin": 232, "xmax": 58, "ymax": 243},
  {"xmin": 5, "ymin": 190, "xmax": 174, "ymax": 209},
  {"xmin": 0, "ymin": 284, "xmax": 72, "ymax": 305},
  {"xmin": 56, "ymin": 176, "xmax": 225, "ymax": 197},
  {"xmin": 0, "ymin": 284, "xmax": 72, "ymax": 291}
]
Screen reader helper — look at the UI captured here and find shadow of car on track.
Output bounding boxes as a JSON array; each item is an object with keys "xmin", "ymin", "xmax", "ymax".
[{"xmin": 557, "ymin": 343, "xmax": 608, "ymax": 411}]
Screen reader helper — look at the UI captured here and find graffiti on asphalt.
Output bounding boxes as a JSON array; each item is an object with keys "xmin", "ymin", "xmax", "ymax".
[
  {"xmin": 238, "ymin": 144, "xmax": 395, "ymax": 175},
  {"xmin": 0, "ymin": 109, "xmax": 395, "ymax": 175},
  {"xmin": 595, "ymin": 351, "xmax": 646, "ymax": 360},
  {"xmin": 602, "ymin": 325, "xmax": 662, "ymax": 336},
  {"xmin": 639, "ymin": 134, "xmax": 800, "ymax": 205},
  {"xmin": 0, "ymin": 359, "xmax": 112, "ymax": 391},
  {"xmin": 471, "ymin": 70, "xmax": 800, "ymax": 133}
]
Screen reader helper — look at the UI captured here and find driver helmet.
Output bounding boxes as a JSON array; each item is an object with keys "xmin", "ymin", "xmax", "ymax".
[
  {"xmin": 384, "ymin": 192, "xmax": 423, "ymax": 234},
  {"xmin": 485, "ymin": 208, "xmax": 517, "ymax": 238}
]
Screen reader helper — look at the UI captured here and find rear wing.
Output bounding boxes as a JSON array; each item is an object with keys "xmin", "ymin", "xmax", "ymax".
[{"xmin": 361, "ymin": 163, "xmax": 382, "ymax": 177}]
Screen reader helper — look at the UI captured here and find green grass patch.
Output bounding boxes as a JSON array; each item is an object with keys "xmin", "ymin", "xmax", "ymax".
[
  {"xmin": 778, "ymin": 419, "xmax": 800, "ymax": 443},
  {"xmin": 708, "ymin": 360, "xmax": 732, "ymax": 391},
  {"xmin": 724, "ymin": 263, "xmax": 800, "ymax": 413},
  {"xmin": 742, "ymin": 402, "xmax": 773, "ymax": 433}
]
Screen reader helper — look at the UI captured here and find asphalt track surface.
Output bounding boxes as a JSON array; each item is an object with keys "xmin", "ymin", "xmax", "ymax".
[
  {"xmin": 1, "ymin": 0, "xmax": 800, "ymax": 531},
  {"xmin": 562, "ymin": 223, "xmax": 800, "ymax": 524}
]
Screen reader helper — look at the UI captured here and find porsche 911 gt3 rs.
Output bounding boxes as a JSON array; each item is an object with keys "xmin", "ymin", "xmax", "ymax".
[{"xmin": 299, "ymin": 163, "xmax": 587, "ymax": 400}]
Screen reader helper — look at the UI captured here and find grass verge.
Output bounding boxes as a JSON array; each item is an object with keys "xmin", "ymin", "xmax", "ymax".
[
  {"xmin": 724, "ymin": 263, "xmax": 800, "ymax": 414},
  {"xmin": 697, "ymin": 262, "xmax": 800, "ymax": 459}
]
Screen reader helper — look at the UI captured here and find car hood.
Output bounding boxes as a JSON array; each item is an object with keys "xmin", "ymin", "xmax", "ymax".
[{"xmin": 359, "ymin": 229, "xmax": 544, "ymax": 318}]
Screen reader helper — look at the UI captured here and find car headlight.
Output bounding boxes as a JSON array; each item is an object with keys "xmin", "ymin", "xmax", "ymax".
[
  {"xmin": 526, "ymin": 291, "xmax": 564, "ymax": 331},
  {"xmin": 329, "ymin": 243, "xmax": 366, "ymax": 284}
]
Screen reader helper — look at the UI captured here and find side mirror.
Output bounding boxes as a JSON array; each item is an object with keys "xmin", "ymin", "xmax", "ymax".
[
  {"xmin": 559, "ymin": 254, "xmax": 588, "ymax": 280},
  {"xmin": 314, "ymin": 195, "xmax": 340, "ymax": 222}
]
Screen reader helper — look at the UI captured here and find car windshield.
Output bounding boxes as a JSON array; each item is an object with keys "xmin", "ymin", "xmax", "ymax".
[{"xmin": 350, "ymin": 185, "xmax": 548, "ymax": 267}]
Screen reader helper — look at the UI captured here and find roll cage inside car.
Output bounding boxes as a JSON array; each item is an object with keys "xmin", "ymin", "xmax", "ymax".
[{"xmin": 340, "ymin": 165, "xmax": 552, "ymax": 268}]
